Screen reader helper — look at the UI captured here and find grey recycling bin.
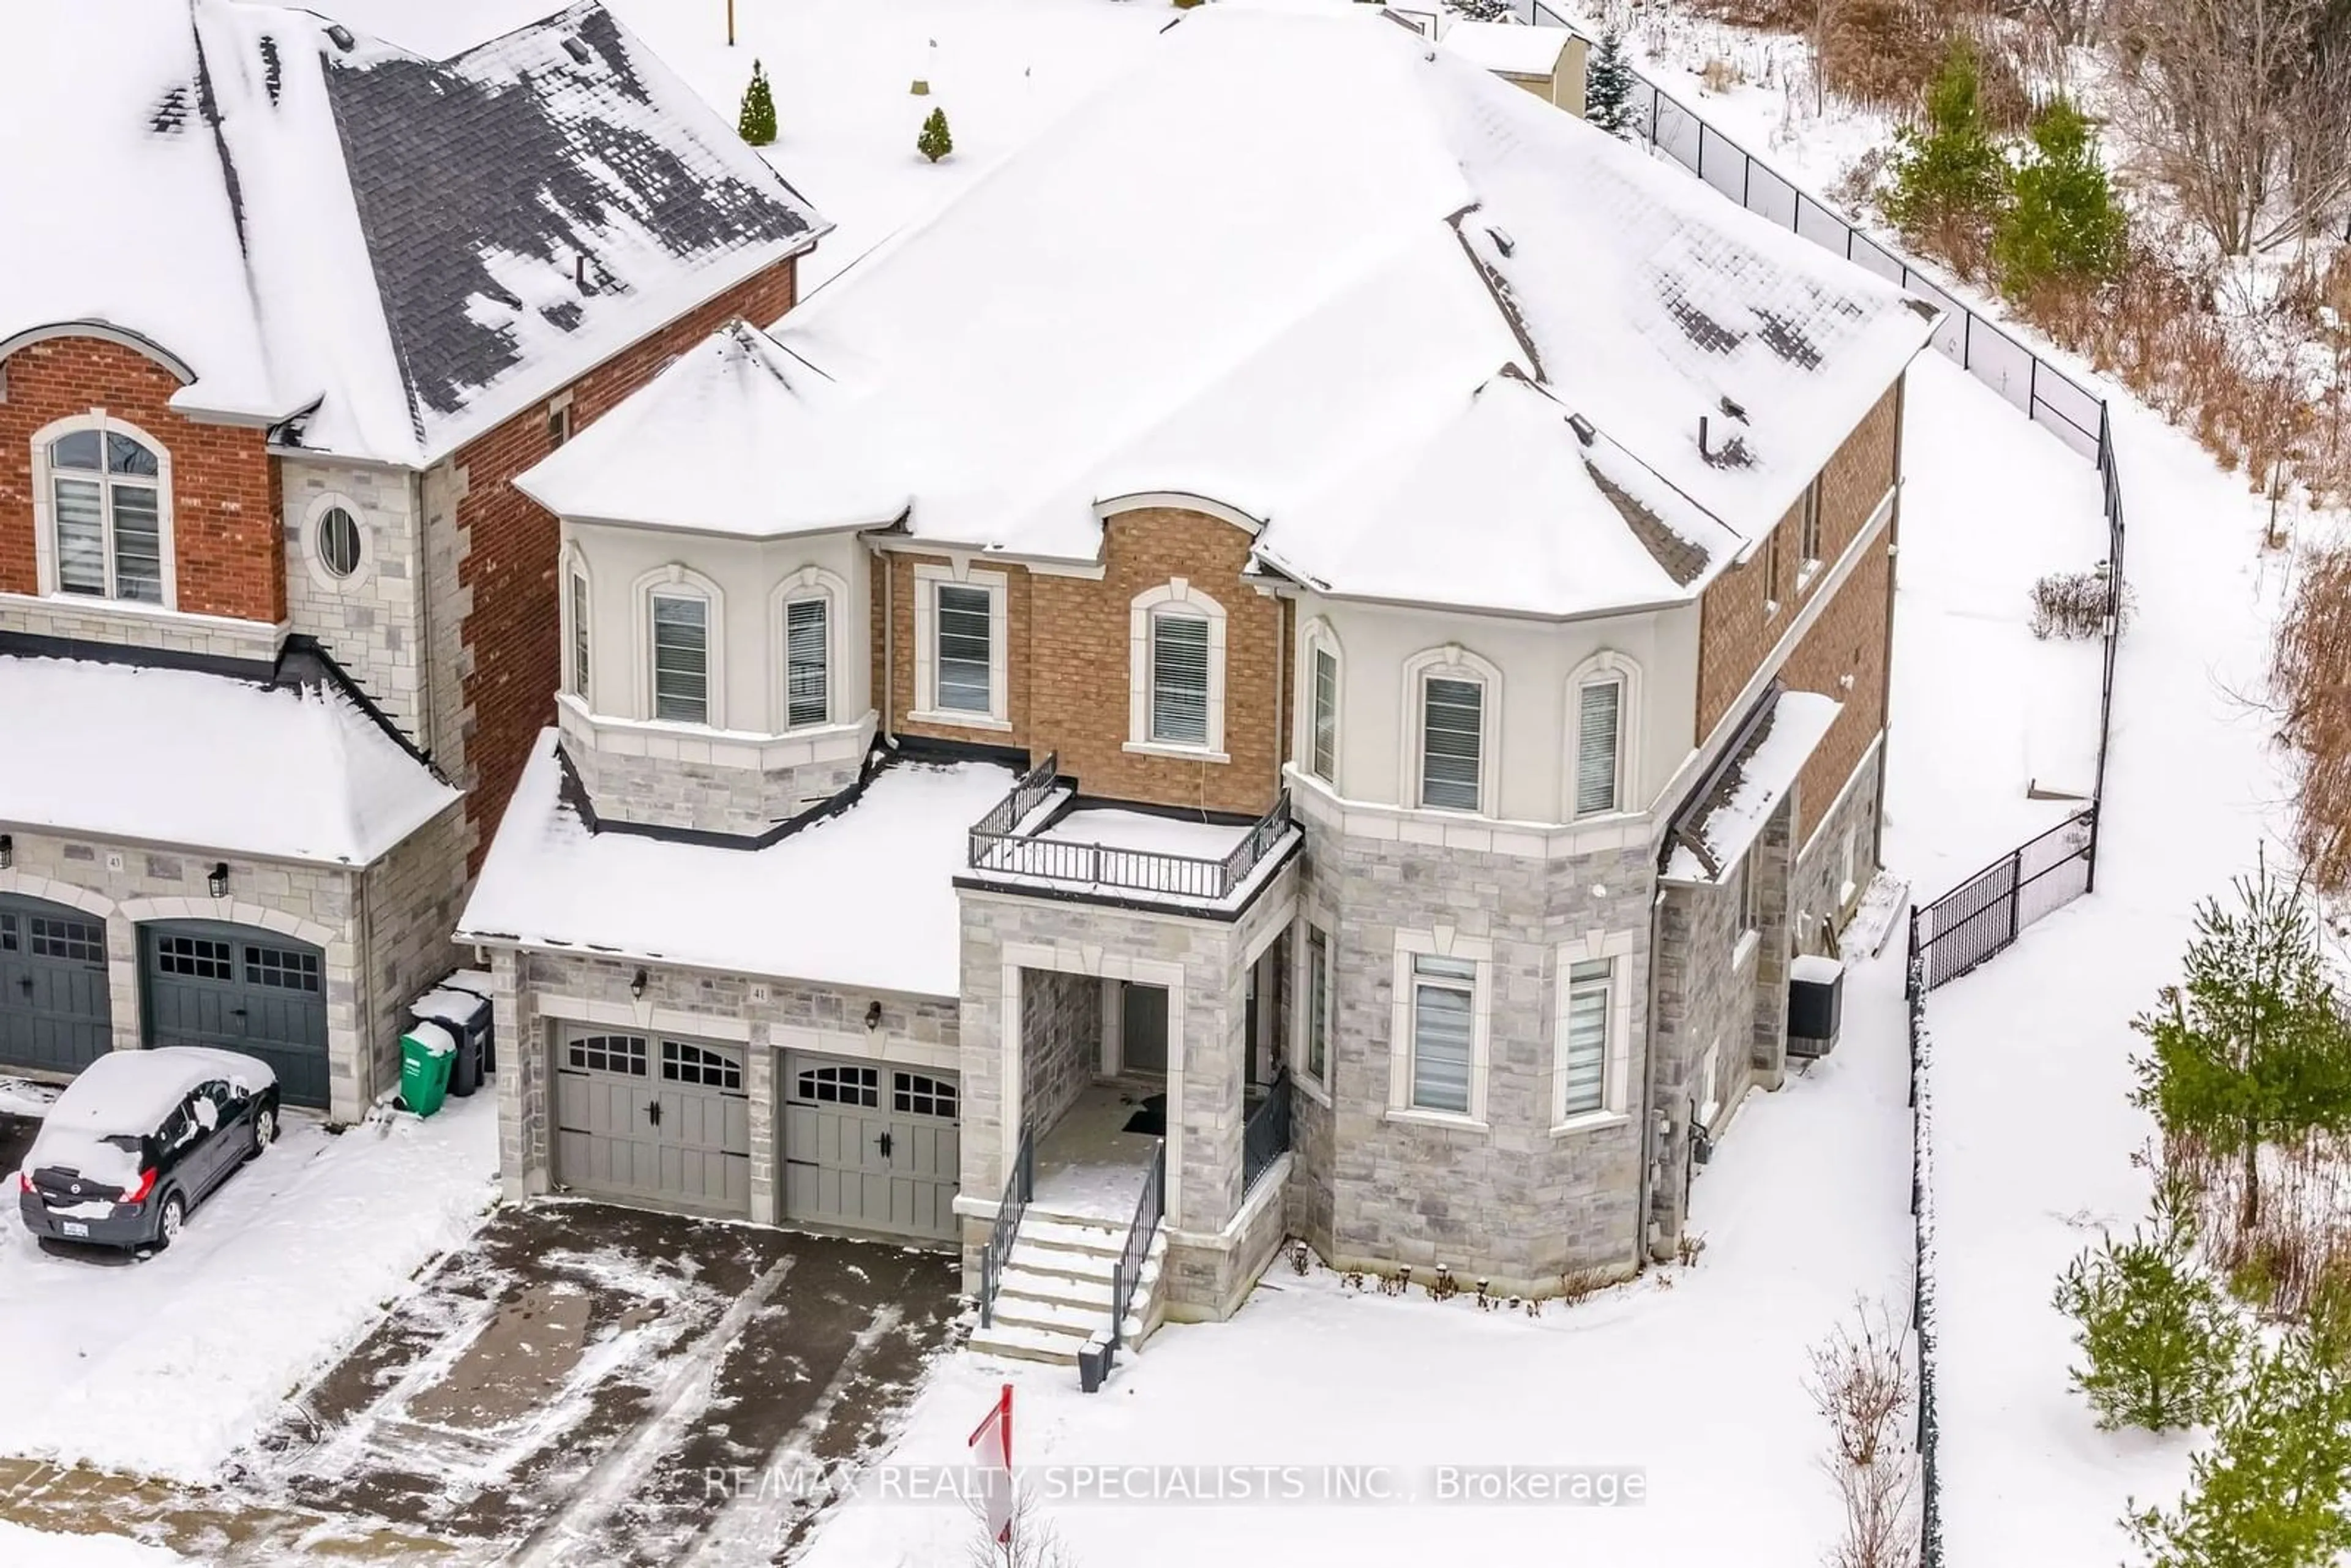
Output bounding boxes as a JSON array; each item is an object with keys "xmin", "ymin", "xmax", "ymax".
[{"xmin": 410, "ymin": 985, "xmax": 492, "ymax": 1098}]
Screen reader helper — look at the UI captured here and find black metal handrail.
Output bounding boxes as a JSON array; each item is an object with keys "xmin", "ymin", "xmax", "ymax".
[
  {"xmin": 1107, "ymin": 1139, "xmax": 1166, "ymax": 1357},
  {"xmin": 978, "ymin": 1121, "xmax": 1035, "ymax": 1330},
  {"xmin": 969, "ymin": 786, "xmax": 1295, "ymax": 902},
  {"xmin": 1242, "ymin": 1070, "xmax": 1293, "ymax": 1196},
  {"xmin": 972, "ymin": 752, "xmax": 1060, "ymax": 839}
]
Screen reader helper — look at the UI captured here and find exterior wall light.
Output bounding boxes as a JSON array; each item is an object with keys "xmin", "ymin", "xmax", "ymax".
[
  {"xmin": 207, "ymin": 862, "xmax": 230, "ymax": 899},
  {"xmin": 864, "ymin": 1000, "xmax": 883, "ymax": 1031},
  {"xmin": 629, "ymin": 966, "xmax": 648, "ymax": 1000},
  {"xmin": 0, "ymin": 834, "xmax": 11, "ymax": 871}
]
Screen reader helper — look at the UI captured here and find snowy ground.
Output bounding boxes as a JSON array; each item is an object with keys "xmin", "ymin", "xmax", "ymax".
[
  {"xmin": 0, "ymin": 1093, "xmax": 497, "ymax": 1482},
  {"xmin": 0, "ymin": 1522, "xmax": 188, "ymax": 1566}
]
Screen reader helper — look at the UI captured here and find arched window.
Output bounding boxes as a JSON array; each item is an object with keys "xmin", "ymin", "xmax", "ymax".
[
  {"xmin": 36, "ymin": 414, "xmax": 171, "ymax": 606},
  {"xmin": 1400, "ymin": 645, "xmax": 1502, "ymax": 816},
  {"xmin": 632, "ymin": 565, "xmax": 725, "ymax": 727},
  {"xmin": 1127, "ymin": 579, "xmax": 1228, "ymax": 757},
  {"xmin": 1565, "ymin": 650, "xmax": 1642, "ymax": 820},
  {"xmin": 1297, "ymin": 618, "xmax": 1344, "ymax": 787},
  {"xmin": 769, "ymin": 566, "xmax": 850, "ymax": 733},
  {"xmin": 563, "ymin": 548, "xmax": 593, "ymax": 706}
]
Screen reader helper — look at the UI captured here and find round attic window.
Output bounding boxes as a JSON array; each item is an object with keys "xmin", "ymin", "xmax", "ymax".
[{"xmin": 316, "ymin": 506, "xmax": 363, "ymax": 579}]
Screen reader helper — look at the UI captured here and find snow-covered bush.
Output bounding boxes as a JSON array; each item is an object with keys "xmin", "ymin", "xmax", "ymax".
[{"xmin": 2028, "ymin": 566, "xmax": 2112, "ymax": 640}]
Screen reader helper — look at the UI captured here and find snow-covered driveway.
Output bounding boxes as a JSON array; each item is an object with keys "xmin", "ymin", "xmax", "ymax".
[{"xmin": 0, "ymin": 1092, "xmax": 497, "ymax": 1483}]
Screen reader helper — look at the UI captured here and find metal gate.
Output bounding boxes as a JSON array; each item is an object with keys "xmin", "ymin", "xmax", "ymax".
[
  {"xmin": 554, "ymin": 1027, "xmax": 750, "ymax": 1215},
  {"xmin": 0, "ymin": 895, "xmax": 112, "ymax": 1076},
  {"xmin": 140, "ymin": 920, "xmax": 330, "ymax": 1107},
  {"xmin": 781, "ymin": 1054, "xmax": 960, "ymax": 1242}
]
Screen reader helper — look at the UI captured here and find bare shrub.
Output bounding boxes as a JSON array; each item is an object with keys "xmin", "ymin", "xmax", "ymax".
[
  {"xmin": 2194, "ymin": 1132, "xmax": 2351, "ymax": 1321},
  {"xmin": 966, "ymin": 1482, "xmax": 1078, "ymax": 1568},
  {"xmin": 1700, "ymin": 55, "xmax": 1749, "ymax": 92},
  {"xmin": 1807, "ymin": 1296, "xmax": 1921, "ymax": 1568},
  {"xmin": 2030, "ymin": 567, "xmax": 2115, "ymax": 639},
  {"xmin": 1556, "ymin": 1266, "xmax": 1614, "ymax": 1306},
  {"xmin": 2272, "ymin": 546, "xmax": 2351, "ymax": 893}
]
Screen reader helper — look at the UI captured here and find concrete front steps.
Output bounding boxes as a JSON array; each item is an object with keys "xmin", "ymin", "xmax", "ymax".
[{"xmin": 969, "ymin": 1207, "xmax": 1166, "ymax": 1367}]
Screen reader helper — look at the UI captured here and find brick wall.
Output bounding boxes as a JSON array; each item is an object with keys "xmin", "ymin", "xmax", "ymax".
[
  {"xmin": 883, "ymin": 507, "xmax": 1286, "ymax": 816},
  {"xmin": 0, "ymin": 334, "xmax": 281, "ymax": 621},
  {"xmin": 446, "ymin": 255, "xmax": 802, "ymax": 869},
  {"xmin": 1782, "ymin": 516, "xmax": 1894, "ymax": 845},
  {"xmin": 1693, "ymin": 383, "xmax": 1902, "ymax": 738}
]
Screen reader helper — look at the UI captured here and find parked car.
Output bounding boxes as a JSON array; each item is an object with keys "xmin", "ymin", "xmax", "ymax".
[{"xmin": 17, "ymin": 1048, "xmax": 280, "ymax": 1251}]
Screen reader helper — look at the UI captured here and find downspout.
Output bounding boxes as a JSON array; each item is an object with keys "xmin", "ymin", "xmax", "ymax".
[
  {"xmin": 880, "ymin": 548, "xmax": 894, "ymax": 738},
  {"xmin": 353, "ymin": 859, "xmax": 378, "ymax": 1124},
  {"xmin": 1635, "ymin": 880, "xmax": 1666, "ymax": 1270},
  {"xmin": 409, "ymin": 469, "xmax": 435, "ymax": 757},
  {"xmin": 1873, "ymin": 376, "xmax": 1907, "ymax": 876}
]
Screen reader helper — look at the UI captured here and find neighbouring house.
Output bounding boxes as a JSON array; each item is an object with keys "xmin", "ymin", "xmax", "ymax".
[
  {"xmin": 0, "ymin": 0, "xmax": 826, "ymax": 1120},
  {"xmin": 1439, "ymin": 18, "xmax": 1589, "ymax": 117},
  {"xmin": 461, "ymin": 7, "xmax": 1931, "ymax": 1360}
]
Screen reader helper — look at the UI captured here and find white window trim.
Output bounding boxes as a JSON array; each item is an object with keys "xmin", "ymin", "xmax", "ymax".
[
  {"xmin": 1400, "ymin": 643, "xmax": 1502, "ymax": 818},
  {"xmin": 1797, "ymin": 478, "xmax": 1825, "ymax": 590},
  {"xmin": 1565, "ymin": 649, "xmax": 1641, "ymax": 822},
  {"xmin": 1297, "ymin": 615, "xmax": 1343, "ymax": 790},
  {"xmin": 768, "ymin": 565, "xmax": 850, "ymax": 734},
  {"xmin": 630, "ymin": 562, "xmax": 726, "ymax": 728},
  {"xmin": 296, "ymin": 490, "xmax": 373, "ymax": 593},
  {"xmin": 31, "ymin": 410, "xmax": 177, "ymax": 609},
  {"xmin": 1732, "ymin": 846, "xmax": 1761, "ymax": 970},
  {"xmin": 1695, "ymin": 1035, "xmax": 1723, "ymax": 1128},
  {"xmin": 1125, "ymin": 577, "xmax": 1228, "ymax": 761},
  {"xmin": 561, "ymin": 545, "xmax": 593, "ymax": 710},
  {"xmin": 1385, "ymin": 926, "xmax": 1493, "ymax": 1129},
  {"xmin": 1291, "ymin": 917, "xmax": 1335, "ymax": 1108},
  {"xmin": 1551, "ymin": 929, "xmax": 1637, "ymax": 1135},
  {"xmin": 911, "ymin": 560, "xmax": 1011, "ymax": 732}
]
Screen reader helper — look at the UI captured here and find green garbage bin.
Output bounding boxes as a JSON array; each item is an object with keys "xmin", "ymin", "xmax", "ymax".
[{"xmin": 400, "ymin": 1022, "xmax": 457, "ymax": 1118}]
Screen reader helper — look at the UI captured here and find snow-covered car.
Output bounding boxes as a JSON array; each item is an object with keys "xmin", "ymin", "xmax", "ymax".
[{"xmin": 17, "ymin": 1048, "xmax": 280, "ymax": 1251}]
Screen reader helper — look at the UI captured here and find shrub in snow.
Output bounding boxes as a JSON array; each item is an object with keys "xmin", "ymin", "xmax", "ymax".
[
  {"xmin": 966, "ymin": 1482, "xmax": 1076, "ymax": 1568},
  {"xmin": 1807, "ymin": 1297, "xmax": 1920, "ymax": 1568},
  {"xmin": 738, "ymin": 59, "xmax": 778, "ymax": 147},
  {"xmin": 1883, "ymin": 39, "xmax": 2009, "ymax": 271},
  {"xmin": 2131, "ymin": 863, "xmax": 2351, "ymax": 1232},
  {"xmin": 1441, "ymin": 0, "xmax": 1513, "ymax": 22},
  {"xmin": 918, "ymin": 107, "xmax": 953, "ymax": 164},
  {"xmin": 1584, "ymin": 29, "xmax": 1638, "ymax": 141},
  {"xmin": 2030, "ymin": 566, "xmax": 2115, "ymax": 640},
  {"xmin": 2126, "ymin": 1301, "xmax": 2351, "ymax": 1568},
  {"xmin": 1994, "ymin": 97, "xmax": 2128, "ymax": 300},
  {"xmin": 2052, "ymin": 1175, "xmax": 2242, "ymax": 1431}
]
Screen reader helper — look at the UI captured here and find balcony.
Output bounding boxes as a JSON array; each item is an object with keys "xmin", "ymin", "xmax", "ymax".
[{"xmin": 963, "ymin": 753, "xmax": 1299, "ymax": 910}]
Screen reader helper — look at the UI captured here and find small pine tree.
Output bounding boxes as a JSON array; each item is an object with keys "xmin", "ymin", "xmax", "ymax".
[
  {"xmin": 1992, "ymin": 96, "xmax": 2127, "ymax": 299},
  {"xmin": 1881, "ymin": 39, "xmax": 2009, "ymax": 261},
  {"xmin": 738, "ymin": 59, "xmax": 777, "ymax": 148},
  {"xmin": 2131, "ymin": 863, "xmax": 2351, "ymax": 1232},
  {"xmin": 2053, "ymin": 1176, "xmax": 2243, "ymax": 1431},
  {"xmin": 2128, "ymin": 1305, "xmax": 2351, "ymax": 1568},
  {"xmin": 917, "ymin": 106, "xmax": 953, "ymax": 165},
  {"xmin": 1584, "ymin": 30, "xmax": 1637, "ymax": 142}
]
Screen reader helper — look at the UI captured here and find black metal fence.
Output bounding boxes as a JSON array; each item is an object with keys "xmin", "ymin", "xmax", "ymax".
[
  {"xmin": 1912, "ymin": 808, "xmax": 2098, "ymax": 988},
  {"xmin": 1243, "ymin": 1071, "xmax": 1294, "ymax": 1195},
  {"xmin": 1905, "ymin": 939, "xmax": 1944, "ymax": 1567}
]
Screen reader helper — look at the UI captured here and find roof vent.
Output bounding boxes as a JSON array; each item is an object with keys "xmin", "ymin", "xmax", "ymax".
[
  {"xmin": 1719, "ymin": 394, "xmax": 1748, "ymax": 422},
  {"xmin": 324, "ymin": 23, "xmax": 356, "ymax": 51},
  {"xmin": 1486, "ymin": 226, "xmax": 1515, "ymax": 258},
  {"xmin": 574, "ymin": 253, "xmax": 590, "ymax": 293},
  {"xmin": 1567, "ymin": 413, "xmax": 1596, "ymax": 447},
  {"xmin": 563, "ymin": 37, "xmax": 592, "ymax": 65}
]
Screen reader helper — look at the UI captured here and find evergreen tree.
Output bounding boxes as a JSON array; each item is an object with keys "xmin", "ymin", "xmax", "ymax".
[
  {"xmin": 2128, "ymin": 1305, "xmax": 2351, "ymax": 1568},
  {"xmin": 738, "ymin": 59, "xmax": 777, "ymax": 148},
  {"xmin": 1993, "ymin": 96, "xmax": 2128, "ymax": 298},
  {"xmin": 2131, "ymin": 865, "xmax": 2351, "ymax": 1231},
  {"xmin": 1583, "ymin": 29, "xmax": 1637, "ymax": 141},
  {"xmin": 1882, "ymin": 39, "xmax": 2009, "ymax": 257},
  {"xmin": 917, "ymin": 106, "xmax": 953, "ymax": 165},
  {"xmin": 2052, "ymin": 1176, "xmax": 2243, "ymax": 1431}
]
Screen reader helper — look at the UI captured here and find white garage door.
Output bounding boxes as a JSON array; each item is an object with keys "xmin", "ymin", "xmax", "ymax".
[
  {"xmin": 781, "ymin": 1054, "xmax": 960, "ymax": 1242},
  {"xmin": 555, "ymin": 1028, "xmax": 750, "ymax": 1217}
]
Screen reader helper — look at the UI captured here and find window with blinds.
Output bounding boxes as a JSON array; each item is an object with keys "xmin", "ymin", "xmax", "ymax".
[
  {"xmin": 1575, "ymin": 678, "xmax": 1622, "ymax": 817},
  {"xmin": 1420, "ymin": 676, "xmax": 1483, "ymax": 811},
  {"xmin": 651, "ymin": 593, "xmax": 709, "ymax": 724},
  {"xmin": 1307, "ymin": 925, "xmax": 1330, "ymax": 1081},
  {"xmin": 1311, "ymin": 646, "xmax": 1338, "ymax": 781},
  {"xmin": 569, "ymin": 571, "xmax": 590, "ymax": 699},
  {"xmin": 50, "ymin": 427, "xmax": 163, "ymax": 604},
  {"xmin": 936, "ymin": 584, "xmax": 992, "ymax": 713},
  {"xmin": 1562, "ymin": 959, "xmax": 1610, "ymax": 1117},
  {"xmin": 785, "ymin": 596, "xmax": 828, "ymax": 728},
  {"xmin": 1801, "ymin": 479, "xmax": 1823, "ymax": 563},
  {"xmin": 1150, "ymin": 612, "xmax": 1210, "ymax": 744},
  {"xmin": 1410, "ymin": 953, "xmax": 1475, "ymax": 1114}
]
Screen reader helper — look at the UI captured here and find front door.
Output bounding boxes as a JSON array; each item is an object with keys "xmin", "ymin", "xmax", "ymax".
[
  {"xmin": 780, "ymin": 1054, "xmax": 961, "ymax": 1242},
  {"xmin": 1120, "ymin": 983, "xmax": 1169, "ymax": 1076},
  {"xmin": 140, "ymin": 921, "xmax": 329, "ymax": 1108},
  {"xmin": 0, "ymin": 896, "xmax": 111, "ymax": 1076},
  {"xmin": 553, "ymin": 1028, "xmax": 750, "ymax": 1216}
]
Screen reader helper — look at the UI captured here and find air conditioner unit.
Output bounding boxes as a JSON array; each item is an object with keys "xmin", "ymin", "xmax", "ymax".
[{"xmin": 1788, "ymin": 953, "xmax": 1846, "ymax": 1059}]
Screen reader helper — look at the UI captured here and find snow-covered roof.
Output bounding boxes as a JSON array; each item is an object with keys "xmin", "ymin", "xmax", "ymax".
[
  {"xmin": 24, "ymin": 1047, "xmax": 277, "ymax": 1185},
  {"xmin": 459, "ymin": 734, "xmax": 1014, "ymax": 996},
  {"xmin": 0, "ymin": 0, "xmax": 827, "ymax": 467},
  {"xmin": 536, "ymin": 9, "xmax": 1925, "ymax": 620},
  {"xmin": 1663, "ymin": 689, "xmax": 1842, "ymax": 883},
  {"xmin": 0, "ymin": 654, "xmax": 459, "ymax": 866},
  {"xmin": 1440, "ymin": 20, "xmax": 1573, "ymax": 75}
]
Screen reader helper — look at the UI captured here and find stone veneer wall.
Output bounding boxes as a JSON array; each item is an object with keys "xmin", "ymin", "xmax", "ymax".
[
  {"xmin": 492, "ymin": 946, "xmax": 960, "ymax": 1225},
  {"xmin": 1020, "ymin": 968, "xmax": 1098, "ymax": 1147},
  {"xmin": 358, "ymin": 802, "xmax": 469, "ymax": 1096},
  {"xmin": 556, "ymin": 701, "xmax": 868, "ymax": 835},
  {"xmin": 1299, "ymin": 820, "xmax": 1654, "ymax": 1294},
  {"xmin": 1789, "ymin": 736, "xmax": 1885, "ymax": 955},
  {"xmin": 282, "ymin": 458, "xmax": 427, "ymax": 743}
]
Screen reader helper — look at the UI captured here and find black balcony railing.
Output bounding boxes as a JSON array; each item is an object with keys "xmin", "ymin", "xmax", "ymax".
[
  {"xmin": 967, "ymin": 770, "xmax": 1294, "ymax": 904},
  {"xmin": 1242, "ymin": 1071, "xmax": 1293, "ymax": 1196},
  {"xmin": 978, "ymin": 1121, "xmax": 1034, "ymax": 1330}
]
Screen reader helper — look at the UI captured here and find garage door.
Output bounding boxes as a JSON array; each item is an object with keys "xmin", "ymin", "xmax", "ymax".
[
  {"xmin": 0, "ymin": 895, "xmax": 112, "ymax": 1076},
  {"xmin": 141, "ymin": 920, "xmax": 330, "ymax": 1107},
  {"xmin": 555, "ymin": 1028, "xmax": 749, "ymax": 1216},
  {"xmin": 781, "ymin": 1054, "xmax": 960, "ymax": 1242}
]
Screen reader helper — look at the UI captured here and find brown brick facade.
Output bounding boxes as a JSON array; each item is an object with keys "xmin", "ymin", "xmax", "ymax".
[
  {"xmin": 882, "ymin": 506, "xmax": 1286, "ymax": 817},
  {"xmin": 452, "ymin": 255, "xmax": 804, "ymax": 870},
  {"xmin": 1782, "ymin": 520, "xmax": 1894, "ymax": 842},
  {"xmin": 1694, "ymin": 383, "xmax": 1902, "ymax": 740},
  {"xmin": 0, "ymin": 335, "xmax": 281, "ymax": 621}
]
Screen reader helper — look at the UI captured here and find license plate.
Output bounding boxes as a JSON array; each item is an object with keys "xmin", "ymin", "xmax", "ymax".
[{"xmin": 60, "ymin": 1221, "xmax": 89, "ymax": 1239}]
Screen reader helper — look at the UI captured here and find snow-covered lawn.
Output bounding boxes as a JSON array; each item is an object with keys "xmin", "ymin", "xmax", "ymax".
[
  {"xmin": 0, "ymin": 1093, "xmax": 498, "ymax": 1482},
  {"xmin": 0, "ymin": 1523, "xmax": 187, "ymax": 1566}
]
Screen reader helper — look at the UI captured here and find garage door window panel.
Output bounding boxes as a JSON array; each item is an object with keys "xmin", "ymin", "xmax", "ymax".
[
  {"xmin": 246, "ymin": 945, "xmax": 319, "ymax": 992},
  {"xmin": 894, "ymin": 1072, "xmax": 957, "ymax": 1118},
  {"xmin": 567, "ymin": 1034, "xmax": 648, "ymax": 1076},
  {"xmin": 797, "ymin": 1063, "xmax": 879, "ymax": 1106},
  {"xmin": 157, "ymin": 936, "xmax": 233, "ymax": 980},
  {"xmin": 662, "ymin": 1040, "xmax": 743, "ymax": 1091},
  {"xmin": 31, "ymin": 916, "xmax": 103, "ymax": 964}
]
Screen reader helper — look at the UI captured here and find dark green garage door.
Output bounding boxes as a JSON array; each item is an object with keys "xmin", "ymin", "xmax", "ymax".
[
  {"xmin": 0, "ymin": 895, "xmax": 113, "ymax": 1076},
  {"xmin": 141, "ymin": 920, "xmax": 330, "ymax": 1108}
]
